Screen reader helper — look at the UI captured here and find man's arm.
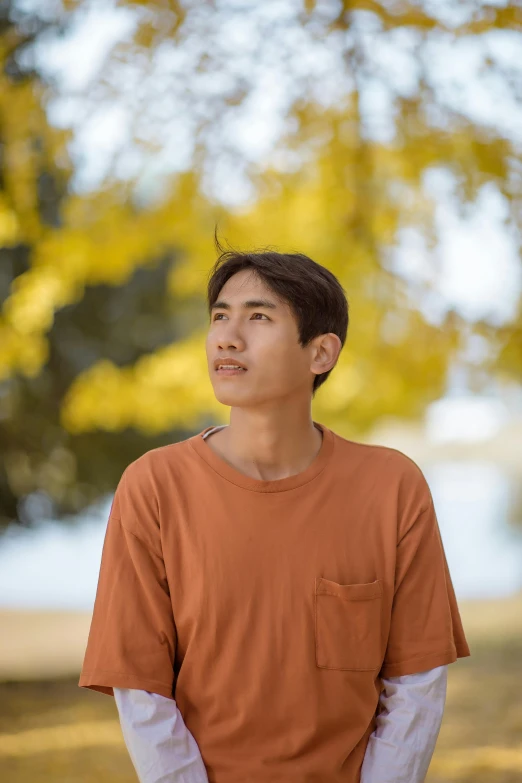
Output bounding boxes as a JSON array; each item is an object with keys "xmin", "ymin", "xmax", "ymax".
[
  {"xmin": 114, "ymin": 688, "xmax": 209, "ymax": 783},
  {"xmin": 360, "ymin": 665, "xmax": 447, "ymax": 783}
]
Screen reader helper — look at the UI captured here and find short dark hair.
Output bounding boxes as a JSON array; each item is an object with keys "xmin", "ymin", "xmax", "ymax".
[{"xmin": 206, "ymin": 229, "xmax": 349, "ymax": 397}]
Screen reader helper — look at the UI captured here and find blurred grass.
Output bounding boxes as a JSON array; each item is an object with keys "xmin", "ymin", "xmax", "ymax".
[
  {"xmin": 0, "ymin": 678, "xmax": 134, "ymax": 782},
  {"xmin": 428, "ymin": 592, "xmax": 522, "ymax": 783},
  {"xmin": 0, "ymin": 594, "xmax": 521, "ymax": 782}
]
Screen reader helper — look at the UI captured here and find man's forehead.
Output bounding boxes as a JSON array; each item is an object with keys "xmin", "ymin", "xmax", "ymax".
[
  {"xmin": 217, "ymin": 274, "xmax": 283, "ymax": 307},
  {"xmin": 220, "ymin": 269, "xmax": 267, "ymax": 294}
]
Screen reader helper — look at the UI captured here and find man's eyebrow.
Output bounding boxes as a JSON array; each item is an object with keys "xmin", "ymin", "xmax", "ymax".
[{"xmin": 210, "ymin": 298, "xmax": 278, "ymax": 311}]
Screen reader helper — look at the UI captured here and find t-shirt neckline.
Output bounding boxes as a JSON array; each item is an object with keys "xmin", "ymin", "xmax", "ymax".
[{"xmin": 188, "ymin": 420, "xmax": 335, "ymax": 493}]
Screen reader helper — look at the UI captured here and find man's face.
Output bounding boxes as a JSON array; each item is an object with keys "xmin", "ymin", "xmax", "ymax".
[{"xmin": 206, "ymin": 269, "xmax": 317, "ymax": 408}]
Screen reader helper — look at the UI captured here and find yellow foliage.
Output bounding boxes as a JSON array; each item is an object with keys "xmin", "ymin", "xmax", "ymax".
[
  {"xmin": 0, "ymin": 194, "xmax": 19, "ymax": 245},
  {"xmin": 0, "ymin": 322, "xmax": 48, "ymax": 381},
  {"xmin": 50, "ymin": 98, "xmax": 464, "ymax": 435},
  {"xmin": 61, "ymin": 330, "xmax": 227, "ymax": 434},
  {"xmin": 1, "ymin": 2, "xmax": 518, "ymax": 436}
]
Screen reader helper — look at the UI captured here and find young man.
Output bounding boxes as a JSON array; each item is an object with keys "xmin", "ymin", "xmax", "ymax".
[{"xmin": 79, "ymin": 245, "xmax": 470, "ymax": 783}]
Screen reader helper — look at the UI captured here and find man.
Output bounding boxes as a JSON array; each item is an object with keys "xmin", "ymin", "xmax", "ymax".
[{"xmin": 79, "ymin": 243, "xmax": 470, "ymax": 782}]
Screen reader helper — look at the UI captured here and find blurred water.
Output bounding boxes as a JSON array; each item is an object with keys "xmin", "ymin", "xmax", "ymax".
[
  {"xmin": 0, "ymin": 460, "xmax": 521, "ymax": 609},
  {"xmin": 425, "ymin": 461, "xmax": 522, "ymax": 599}
]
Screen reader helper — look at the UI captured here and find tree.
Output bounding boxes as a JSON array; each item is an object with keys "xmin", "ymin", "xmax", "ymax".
[
  {"xmin": 1, "ymin": 0, "xmax": 520, "ymax": 530},
  {"xmin": 0, "ymin": 1, "xmax": 216, "ymax": 530}
]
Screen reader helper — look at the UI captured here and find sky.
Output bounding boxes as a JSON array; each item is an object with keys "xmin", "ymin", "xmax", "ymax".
[
  {"xmin": 26, "ymin": 1, "xmax": 521, "ymax": 411},
  {"xmin": 28, "ymin": 0, "xmax": 520, "ymax": 327}
]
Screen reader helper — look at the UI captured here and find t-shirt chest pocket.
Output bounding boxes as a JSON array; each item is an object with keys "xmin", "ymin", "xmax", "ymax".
[{"xmin": 314, "ymin": 576, "xmax": 383, "ymax": 670}]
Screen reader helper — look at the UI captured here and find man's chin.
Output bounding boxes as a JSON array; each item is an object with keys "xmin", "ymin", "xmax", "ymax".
[{"xmin": 212, "ymin": 388, "xmax": 258, "ymax": 407}]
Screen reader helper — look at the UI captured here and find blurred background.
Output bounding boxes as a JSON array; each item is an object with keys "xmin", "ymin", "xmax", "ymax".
[{"xmin": 0, "ymin": 0, "xmax": 521, "ymax": 781}]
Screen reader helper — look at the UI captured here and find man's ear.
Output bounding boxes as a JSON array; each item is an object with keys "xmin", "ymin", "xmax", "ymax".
[{"xmin": 311, "ymin": 333, "xmax": 341, "ymax": 376}]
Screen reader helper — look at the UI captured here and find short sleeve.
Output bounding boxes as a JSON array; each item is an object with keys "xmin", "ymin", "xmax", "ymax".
[
  {"xmin": 79, "ymin": 467, "xmax": 176, "ymax": 699},
  {"xmin": 379, "ymin": 488, "xmax": 471, "ymax": 678}
]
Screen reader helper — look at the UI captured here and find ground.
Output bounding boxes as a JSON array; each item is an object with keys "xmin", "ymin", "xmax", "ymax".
[{"xmin": 0, "ymin": 593, "xmax": 521, "ymax": 782}]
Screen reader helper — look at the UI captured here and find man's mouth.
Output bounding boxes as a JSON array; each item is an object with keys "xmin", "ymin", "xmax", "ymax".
[{"xmin": 216, "ymin": 365, "xmax": 247, "ymax": 374}]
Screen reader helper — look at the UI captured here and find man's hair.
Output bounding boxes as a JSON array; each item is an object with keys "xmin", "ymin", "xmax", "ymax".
[{"xmin": 206, "ymin": 228, "xmax": 349, "ymax": 397}]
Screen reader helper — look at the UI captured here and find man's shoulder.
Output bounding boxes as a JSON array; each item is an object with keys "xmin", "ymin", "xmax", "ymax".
[
  {"xmin": 112, "ymin": 437, "xmax": 196, "ymax": 547},
  {"xmin": 332, "ymin": 430, "xmax": 431, "ymax": 504},
  {"xmin": 123, "ymin": 435, "xmax": 195, "ymax": 482},
  {"xmin": 334, "ymin": 431, "xmax": 425, "ymax": 478}
]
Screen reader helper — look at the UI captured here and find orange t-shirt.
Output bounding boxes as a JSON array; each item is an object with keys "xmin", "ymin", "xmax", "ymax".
[{"xmin": 79, "ymin": 421, "xmax": 470, "ymax": 782}]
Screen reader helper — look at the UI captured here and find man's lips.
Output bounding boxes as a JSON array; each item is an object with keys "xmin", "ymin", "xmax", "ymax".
[
  {"xmin": 215, "ymin": 366, "xmax": 248, "ymax": 375},
  {"xmin": 214, "ymin": 358, "xmax": 248, "ymax": 370}
]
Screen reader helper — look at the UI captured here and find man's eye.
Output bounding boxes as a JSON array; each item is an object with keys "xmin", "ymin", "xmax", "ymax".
[{"xmin": 213, "ymin": 313, "xmax": 269, "ymax": 321}]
